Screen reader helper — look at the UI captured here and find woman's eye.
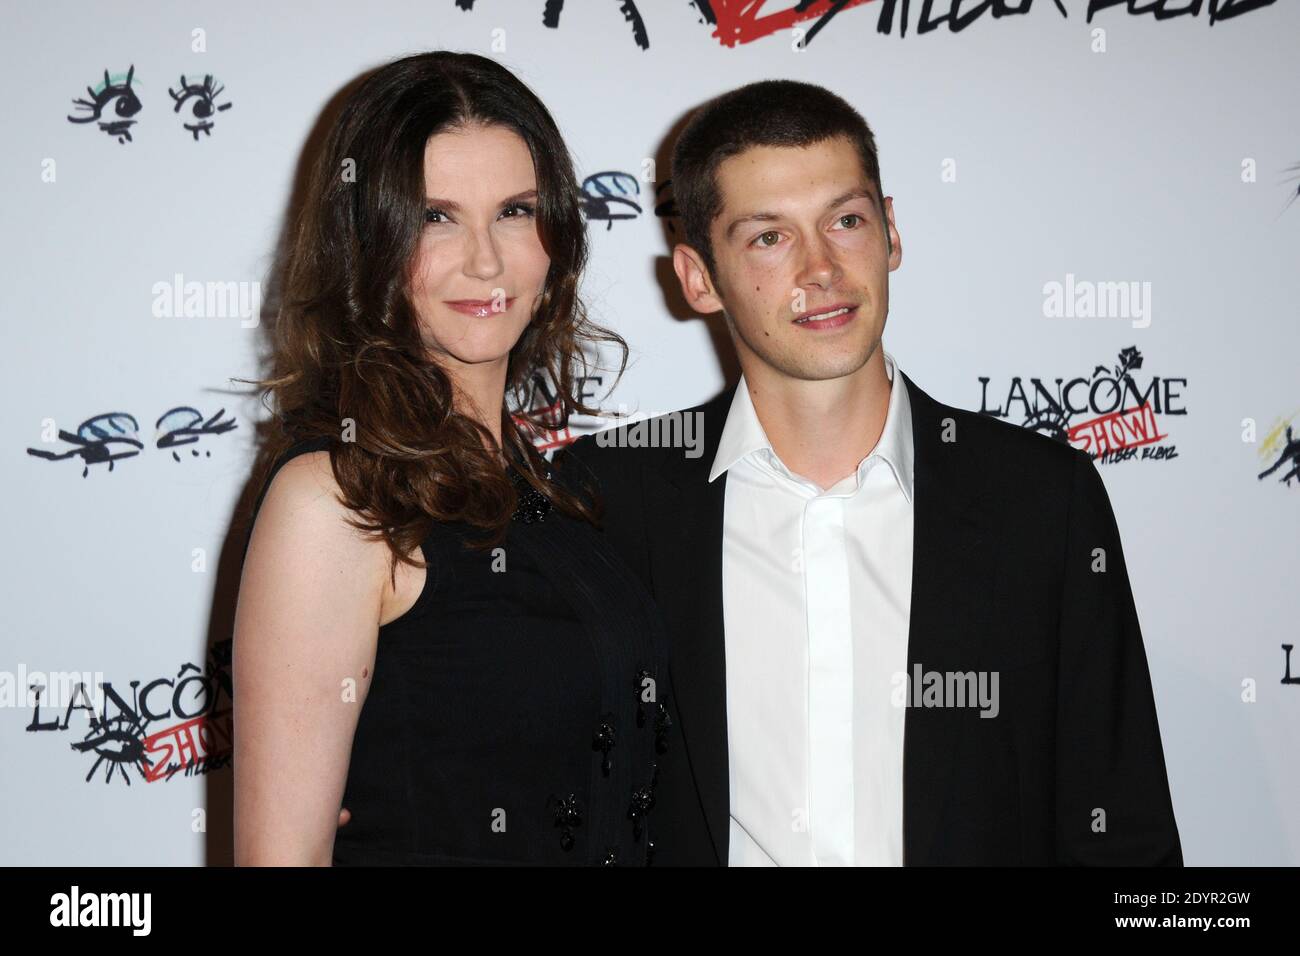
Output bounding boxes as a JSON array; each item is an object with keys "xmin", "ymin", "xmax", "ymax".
[{"xmin": 424, "ymin": 203, "xmax": 535, "ymax": 225}]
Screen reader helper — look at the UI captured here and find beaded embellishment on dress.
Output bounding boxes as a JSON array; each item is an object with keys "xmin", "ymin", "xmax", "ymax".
[{"xmin": 509, "ymin": 464, "xmax": 552, "ymax": 524}]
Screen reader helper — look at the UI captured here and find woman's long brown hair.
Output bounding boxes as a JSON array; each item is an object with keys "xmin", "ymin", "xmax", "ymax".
[{"xmin": 238, "ymin": 51, "xmax": 625, "ymax": 576}]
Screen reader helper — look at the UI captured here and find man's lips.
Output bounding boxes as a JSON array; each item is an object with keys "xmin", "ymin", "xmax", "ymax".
[
  {"xmin": 444, "ymin": 297, "xmax": 515, "ymax": 317},
  {"xmin": 792, "ymin": 303, "xmax": 857, "ymax": 330}
]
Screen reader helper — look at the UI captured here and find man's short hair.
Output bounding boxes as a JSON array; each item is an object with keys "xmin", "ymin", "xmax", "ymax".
[{"xmin": 671, "ymin": 79, "xmax": 886, "ymax": 281}]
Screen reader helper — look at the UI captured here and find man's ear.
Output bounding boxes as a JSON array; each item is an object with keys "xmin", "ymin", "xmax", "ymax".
[
  {"xmin": 672, "ymin": 242, "xmax": 725, "ymax": 315},
  {"xmin": 883, "ymin": 195, "xmax": 902, "ymax": 271}
]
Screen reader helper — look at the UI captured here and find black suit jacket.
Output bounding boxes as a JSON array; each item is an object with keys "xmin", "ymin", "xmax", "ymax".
[{"xmin": 555, "ymin": 370, "xmax": 1183, "ymax": 866}]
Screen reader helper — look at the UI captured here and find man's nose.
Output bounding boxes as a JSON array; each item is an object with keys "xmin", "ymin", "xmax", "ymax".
[{"xmin": 795, "ymin": 235, "xmax": 839, "ymax": 289}]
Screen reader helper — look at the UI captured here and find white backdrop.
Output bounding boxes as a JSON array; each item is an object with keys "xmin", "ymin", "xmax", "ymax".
[{"xmin": 3, "ymin": 0, "xmax": 1297, "ymax": 865}]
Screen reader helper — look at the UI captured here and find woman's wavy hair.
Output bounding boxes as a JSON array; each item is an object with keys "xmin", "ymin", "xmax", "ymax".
[{"xmin": 240, "ymin": 51, "xmax": 624, "ymax": 572}]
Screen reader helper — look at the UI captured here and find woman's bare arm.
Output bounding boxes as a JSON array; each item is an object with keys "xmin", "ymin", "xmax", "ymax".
[{"xmin": 232, "ymin": 450, "xmax": 389, "ymax": 865}]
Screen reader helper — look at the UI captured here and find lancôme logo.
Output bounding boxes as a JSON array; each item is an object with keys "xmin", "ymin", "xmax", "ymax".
[{"xmin": 978, "ymin": 346, "xmax": 1187, "ymax": 466}]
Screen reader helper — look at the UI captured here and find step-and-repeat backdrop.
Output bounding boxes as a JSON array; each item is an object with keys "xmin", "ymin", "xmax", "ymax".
[{"xmin": 3, "ymin": 0, "xmax": 1296, "ymax": 865}]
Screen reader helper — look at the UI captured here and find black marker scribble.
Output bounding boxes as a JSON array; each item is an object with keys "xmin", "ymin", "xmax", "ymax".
[
  {"xmin": 1258, "ymin": 425, "xmax": 1300, "ymax": 487},
  {"xmin": 580, "ymin": 171, "xmax": 642, "ymax": 229},
  {"xmin": 794, "ymin": 0, "xmax": 853, "ymax": 47},
  {"xmin": 1085, "ymin": 0, "xmax": 1276, "ymax": 26},
  {"xmin": 875, "ymin": 0, "xmax": 1067, "ymax": 38},
  {"xmin": 156, "ymin": 406, "xmax": 238, "ymax": 459},
  {"xmin": 168, "ymin": 73, "xmax": 233, "ymax": 140},
  {"xmin": 67, "ymin": 65, "xmax": 142, "ymax": 144},
  {"xmin": 26, "ymin": 413, "xmax": 144, "ymax": 476},
  {"xmin": 72, "ymin": 709, "xmax": 150, "ymax": 785},
  {"xmin": 459, "ymin": 0, "xmax": 650, "ymax": 49}
]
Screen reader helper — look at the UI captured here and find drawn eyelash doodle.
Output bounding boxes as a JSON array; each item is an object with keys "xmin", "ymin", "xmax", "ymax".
[
  {"xmin": 67, "ymin": 65, "xmax": 234, "ymax": 143},
  {"xmin": 168, "ymin": 72, "xmax": 233, "ymax": 140},
  {"xmin": 25, "ymin": 407, "xmax": 239, "ymax": 477}
]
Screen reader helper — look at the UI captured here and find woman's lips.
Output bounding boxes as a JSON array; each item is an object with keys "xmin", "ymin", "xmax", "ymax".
[{"xmin": 443, "ymin": 297, "xmax": 515, "ymax": 317}]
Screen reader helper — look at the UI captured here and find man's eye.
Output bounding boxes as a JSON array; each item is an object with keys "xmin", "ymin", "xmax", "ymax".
[
  {"xmin": 752, "ymin": 231, "xmax": 780, "ymax": 248},
  {"xmin": 837, "ymin": 213, "xmax": 864, "ymax": 228}
]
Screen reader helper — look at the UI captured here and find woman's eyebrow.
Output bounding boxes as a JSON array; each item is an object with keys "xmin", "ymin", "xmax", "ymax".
[{"xmin": 424, "ymin": 188, "xmax": 539, "ymax": 210}]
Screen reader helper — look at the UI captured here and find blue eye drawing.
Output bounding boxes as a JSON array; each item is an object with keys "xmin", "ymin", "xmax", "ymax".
[
  {"xmin": 67, "ymin": 65, "xmax": 143, "ymax": 144},
  {"xmin": 155, "ymin": 406, "xmax": 238, "ymax": 460},
  {"xmin": 580, "ymin": 171, "xmax": 642, "ymax": 230},
  {"xmin": 26, "ymin": 412, "xmax": 144, "ymax": 477},
  {"xmin": 168, "ymin": 73, "xmax": 233, "ymax": 140}
]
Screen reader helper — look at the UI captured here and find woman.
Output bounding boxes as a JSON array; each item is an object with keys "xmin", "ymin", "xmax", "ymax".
[{"xmin": 232, "ymin": 51, "xmax": 670, "ymax": 865}]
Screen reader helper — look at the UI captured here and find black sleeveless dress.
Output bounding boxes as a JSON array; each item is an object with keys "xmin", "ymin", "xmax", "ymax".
[{"xmin": 242, "ymin": 436, "xmax": 672, "ymax": 865}]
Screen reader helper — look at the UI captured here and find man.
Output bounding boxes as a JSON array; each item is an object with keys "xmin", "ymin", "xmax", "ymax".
[{"xmin": 556, "ymin": 79, "xmax": 1182, "ymax": 866}]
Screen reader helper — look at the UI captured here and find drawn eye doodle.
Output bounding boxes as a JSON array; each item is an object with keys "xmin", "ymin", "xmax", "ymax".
[
  {"xmin": 168, "ymin": 73, "xmax": 233, "ymax": 140},
  {"xmin": 155, "ymin": 406, "xmax": 238, "ymax": 460},
  {"xmin": 25, "ymin": 412, "xmax": 144, "ymax": 477},
  {"xmin": 66, "ymin": 65, "xmax": 143, "ymax": 144},
  {"xmin": 72, "ymin": 715, "xmax": 148, "ymax": 785},
  {"xmin": 1021, "ymin": 406, "xmax": 1072, "ymax": 445},
  {"xmin": 580, "ymin": 171, "xmax": 642, "ymax": 230}
]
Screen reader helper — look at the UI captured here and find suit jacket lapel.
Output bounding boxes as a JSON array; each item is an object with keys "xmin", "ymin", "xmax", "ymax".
[
  {"xmin": 647, "ymin": 385, "xmax": 734, "ymax": 865},
  {"xmin": 899, "ymin": 370, "xmax": 999, "ymax": 865}
]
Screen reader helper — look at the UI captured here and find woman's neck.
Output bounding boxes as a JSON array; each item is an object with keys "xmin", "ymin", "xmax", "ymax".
[{"xmin": 445, "ymin": 358, "xmax": 510, "ymax": 456}]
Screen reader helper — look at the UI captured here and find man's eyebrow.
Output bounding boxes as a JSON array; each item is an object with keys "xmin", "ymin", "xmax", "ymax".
[
  {"xmin": 424, "ymin": 188, "xmax": 539, "ymax": 211},
  {"xmin": 723, "ymin": 187, "xmax": 877, "ymax": 240}
]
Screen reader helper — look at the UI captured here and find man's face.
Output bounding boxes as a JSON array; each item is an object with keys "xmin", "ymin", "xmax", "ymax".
[{"xmin": 674, "ymin": 135, "xmax": 901, "ymax": 382}]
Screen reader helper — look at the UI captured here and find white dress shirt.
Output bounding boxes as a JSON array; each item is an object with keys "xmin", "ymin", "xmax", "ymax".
[{"xmin": 710, "ymin": 349, "xmax": 915, "ymax": 866}]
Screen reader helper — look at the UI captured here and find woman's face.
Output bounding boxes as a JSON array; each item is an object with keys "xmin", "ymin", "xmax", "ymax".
[{"xmin": 407, "ymin": 122, "xmax": 551, "ymax": 376}]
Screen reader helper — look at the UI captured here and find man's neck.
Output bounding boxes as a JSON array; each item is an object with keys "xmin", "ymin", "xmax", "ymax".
[{"xmin": 741, "ymin": 347, "xmax": 892, "ymax": 491}]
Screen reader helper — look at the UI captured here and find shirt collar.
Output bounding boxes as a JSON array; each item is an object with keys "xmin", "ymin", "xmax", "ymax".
[{"xmin": 708, "ymin": 348, "xmax": 915, "ymax": 503}]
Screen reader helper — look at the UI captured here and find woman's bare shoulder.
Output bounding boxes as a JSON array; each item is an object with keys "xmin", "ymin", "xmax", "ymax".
[{"xmin": 242, "ymin": 449, "xmax": 390, "ymax": 633}]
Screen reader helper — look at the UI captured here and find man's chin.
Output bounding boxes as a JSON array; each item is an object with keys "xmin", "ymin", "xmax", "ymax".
[
  {"xmin": 774, "ymin": 344, "xmax": 879, "ymax": 383},
  {"xmin": 735, "ymin": 326, "xmax": 880, "ymax": 383}
]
